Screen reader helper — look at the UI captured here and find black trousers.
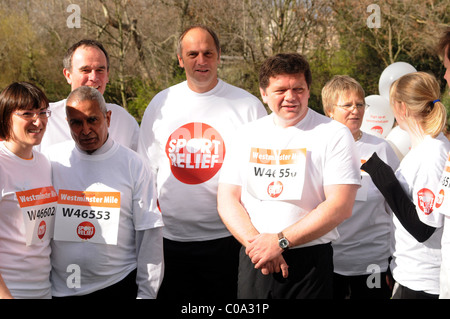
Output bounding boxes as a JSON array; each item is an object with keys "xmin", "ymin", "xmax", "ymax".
[
  {"xmin": 392, "ymin": 283, "xmax": 439, "ymax": 299},
  {"xmin": 333, "ymin": 272, "xmax": 392, "ymax": 299},
  {"xmin": 157, "ymin": 236, "xmax": 241, "ymax": 300},
  {"xmin": 238, "ymin": 243, "xmax": 334, "ymax": 299},
  {"xmin": 53, "ymin": 269, "xmax": 138, "ymax": 299}
]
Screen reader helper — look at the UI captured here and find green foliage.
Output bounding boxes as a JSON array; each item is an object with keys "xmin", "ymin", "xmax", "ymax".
[
  {"xmin": 125, "ymin": 79, "xmax": 165, "ymax": 124},
  {"xmin": 0, "ymin": 0, "xmax": 447, "ymax": 127}
]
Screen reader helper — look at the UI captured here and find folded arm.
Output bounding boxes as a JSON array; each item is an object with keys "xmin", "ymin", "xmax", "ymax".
[
  {"xmin": 361, "ymin": 152, "xmax": 436, "ymax": 242},
  {"xmin": 217, "ymin": 183, "xmax": 289, "ymax": 277}
]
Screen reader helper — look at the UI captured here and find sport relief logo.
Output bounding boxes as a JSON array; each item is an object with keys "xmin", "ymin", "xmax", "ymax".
[
  {"xmin": 417, "ymin": 188, "xmax": 435, "ymax": 215},
  {"xmin": 435, "ymin": 189, "xmax": 445, "ymax": 209},
  {"xmin": 371, "ymin": 126, "xmax": 383, "ymax": 136},
  {"xmin": 38, "ymin": 221, "xmax": 46, "ymax": 240},
  {"xmin": 77, "ymin": 221, "xmax": 95, "ymax": 240},
  {"xmin": 267, "ymin": 181, "xmax": 283, "ymax": 198},
  {"xmin": 166, "ymin": 122, "xmax": 225, "ymax": 185}
]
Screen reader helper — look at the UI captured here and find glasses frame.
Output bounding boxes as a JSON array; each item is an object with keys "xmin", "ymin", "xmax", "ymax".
[
  {"xmin": 334, "ymin": 102, "xmax": 367, "ymax": 112},
  {"xmin": 14, "ymin": 109, "xmax": 52, "ymax": 120}
]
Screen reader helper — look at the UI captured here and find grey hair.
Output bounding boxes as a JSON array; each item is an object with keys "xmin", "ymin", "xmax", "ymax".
[
  {"xmin": 177, "ymin": 24, "xmax": 221, "ymax": 57},
  {"xmin": 66, "ymin": 86, "xmax": 107, "ymax": 115}
]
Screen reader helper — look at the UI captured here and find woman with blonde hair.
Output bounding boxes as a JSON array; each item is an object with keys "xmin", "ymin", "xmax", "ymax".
[
  {"xmin": 362, "ymin": 71, "xmax": 449, "ymax": 299},
  {"xmin": 322, "ymin": 75, "xmax": 399, "ymax": 299}
]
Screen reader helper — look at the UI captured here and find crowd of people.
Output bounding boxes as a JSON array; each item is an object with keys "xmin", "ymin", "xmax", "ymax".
[{"xmin": 0, "ymin": 24, "xmax": 449, "ymax": 300}]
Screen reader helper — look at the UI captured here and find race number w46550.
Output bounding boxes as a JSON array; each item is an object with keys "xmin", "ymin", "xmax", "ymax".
[{"xmin": 247, "ymin": 148, "xmax": 306, "ymax": 200}]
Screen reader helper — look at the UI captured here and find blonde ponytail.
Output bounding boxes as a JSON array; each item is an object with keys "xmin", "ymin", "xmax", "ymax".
[
  {"xmin": 390, "ymin": 71, "xmax": 447, "ymax": 138},
  {"xmin": 424, "ymin": 99, "xmax": 447, "ymax": 137}
]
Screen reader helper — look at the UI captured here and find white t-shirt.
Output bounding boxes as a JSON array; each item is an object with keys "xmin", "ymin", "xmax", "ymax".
[
  {"xmin": 38, "ymin": 99, "xmax": 139, "ymax": 152},
  {"xmin": 138, "ymin": 79, "xmax": 267, "ymax": 241},
  {"xmin": 47, "ymin": 138, "xmax": 163, "ymax": 296},
  {"xmin": 434, "ymin": 152, "xmax": 450, "ymax": 298},
  {"xmin": 219, "ymin": 110, "xmax": 361, "ymax": 248},
  {"xmin": 0, "ymin": 142, "xmax": 53, "ymax": 299},
  {"xmin": 332, "ymin": 132, "xmax": 399, "ymax": 276},
  {"xmin": 391, "ymin": 133, "xmax": 450, "ymax": 295}
]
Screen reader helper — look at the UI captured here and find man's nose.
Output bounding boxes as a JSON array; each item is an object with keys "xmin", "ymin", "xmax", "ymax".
[
  {"xmin": 81, "ymin": 122, "xmax": 91, "ymax": 135},
  {"xmin": 284, "ymin": 89, "xmax": 296, "ymax": 101}
]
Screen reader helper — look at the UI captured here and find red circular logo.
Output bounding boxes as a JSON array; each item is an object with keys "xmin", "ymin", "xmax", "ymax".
[
  {"xmin": 77, "ymin": 221, "xmax": 95, "ymax": 240},
  {"xmin": 165, "ymin": 122, "xmax": 225, "ymax": 185},
  {"xmin": 267, "ymin": 181, "xmax": 283, "ymax": 198},
  {"xmin": 436, "ymin": 189, "xmax": 445, "ymax": 209},
  {"xmin": 417, "ymin": 188, "xmax": 435, "ymax": 215},
  {"xmin": 38, "ymin": 221, "xmax": 46, "ymax": 240}
]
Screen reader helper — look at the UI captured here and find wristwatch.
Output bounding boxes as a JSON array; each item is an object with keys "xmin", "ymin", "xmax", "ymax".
[{"xmin": 278, "ymin": 232, "xmax": 290, "ymax": 251}]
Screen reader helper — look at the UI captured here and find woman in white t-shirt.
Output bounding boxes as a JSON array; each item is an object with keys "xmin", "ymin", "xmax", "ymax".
[
  {"xmin": 0, "ymin": 82, "xmax": 54, "ymax": 299},
  {"xmin": 322, "ymin": 75, "xmax": 399, "ymax": 299},
  {"xmin": 362, "ymin": 72, "xmax": 450, "ymax": 299}
]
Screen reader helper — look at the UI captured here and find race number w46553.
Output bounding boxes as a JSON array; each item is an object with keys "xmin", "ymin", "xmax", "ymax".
[{"xmin": 54, "ymin": 189, "xmax": 121, "ymax": 245}]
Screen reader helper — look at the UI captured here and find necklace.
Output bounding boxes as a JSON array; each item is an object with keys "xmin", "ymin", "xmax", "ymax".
[{"xmin": 354, "ymin": 130, "xmax": 363, "ymax": 142}]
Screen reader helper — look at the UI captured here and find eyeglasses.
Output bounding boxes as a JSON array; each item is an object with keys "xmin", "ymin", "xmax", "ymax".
[
  {"xmin": 14, "ymin": 109, "xmax": 52, "ymax": 120},
  {"xmin": 335, "ymin": 103, "xmax": 367, "ymax": 111}
]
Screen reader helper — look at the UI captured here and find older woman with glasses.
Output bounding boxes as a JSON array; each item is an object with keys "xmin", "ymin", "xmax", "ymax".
[
  {"xmin": 0, "ymin": 82, "xmax": 56, "ymax": 299},
  {"xmin": 322, "ymin": 75, "xmax": 399, "ymax": 299}
]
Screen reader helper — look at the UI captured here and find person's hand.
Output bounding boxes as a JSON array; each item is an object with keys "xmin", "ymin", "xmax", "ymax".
[
  {"xmin": 259, "ymin": 255, "xmax": 289, "ymax": 278},
  {"xmin": 246, "ymin": 233, "xmax": 289, "ymax": 278}
]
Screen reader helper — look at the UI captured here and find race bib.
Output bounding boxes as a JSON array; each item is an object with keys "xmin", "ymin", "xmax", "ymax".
[
  {"xmin": 435, "ymin": 153, "xmax": 450, "ymax": 216},
  {"xmin": 16, "ymin": 186, "xmax": 57, "ymax": 246},
  {"xmin": 247, "ymin": 147, "xmax": 306, "ymax": 200},
  {"xmin": 54, "ymin": 190, "xmax": 121, "ymax": 245}
]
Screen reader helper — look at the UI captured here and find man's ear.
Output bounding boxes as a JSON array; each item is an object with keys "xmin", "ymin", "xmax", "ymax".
[
  {"xmin": 63, "ymin": 68, "xmax": 72, "ymax": 85},
  {"xmin": 177, "ymin": 55, "xmax": 184, "ymax": 69},
  {"xmin": 106, "ymin": 110, "xmax": 112, "ymax": 128},
  {"xmin": 259, "ymin": 87, "xmax": 268, "ymax": 104}
]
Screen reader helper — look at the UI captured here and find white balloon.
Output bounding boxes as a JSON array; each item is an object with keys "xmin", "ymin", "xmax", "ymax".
[
  {"xmin": 385, "ymin": 125, "xmax": 411, "ymax": 161},
  {"xmin": 361, "ymin": 95, "xmax": 395, "ymax": 138},
  {"xmin": 378, "ymin": 62, "xmax": 417, "ymax": 100}
]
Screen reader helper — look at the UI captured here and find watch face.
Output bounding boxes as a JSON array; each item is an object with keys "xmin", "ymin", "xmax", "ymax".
[{"xmin": 279, "ymin": 238, "xmax": 289, "ymax": 249}]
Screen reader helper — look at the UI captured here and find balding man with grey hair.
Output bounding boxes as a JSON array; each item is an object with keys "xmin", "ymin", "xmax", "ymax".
[
  {"xmin": 46, "ymin": 86, "xmax": 164, "ymax": 298},
  {"xmin": 65, "ymin": 86, "xmax": 111, "ymax": 154},
  {"xmin": 38, "ymin": 39, "xmax": 139, "ymax": 153},
  {"xmin": 66, "ymin": 85, "xmax": 108, "ymax": 114}
]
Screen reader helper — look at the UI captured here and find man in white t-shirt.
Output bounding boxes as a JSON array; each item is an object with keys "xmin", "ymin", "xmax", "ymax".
[
  {"xmin": 217, "ymin": 53, "xmax": 361, "ymax": 299},
  {"xmin": 47, "ymin": 86, "xmax": 163, "ymax": 298},
  {"xmin": 38, "ymin": 39, "xmax": 139, "ymax": 153},
  {"xmin": 138, "ymin": 25, "xmax": 267, "ymax": 299}
]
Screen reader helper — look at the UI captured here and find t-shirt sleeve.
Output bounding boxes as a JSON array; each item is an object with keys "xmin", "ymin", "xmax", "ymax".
[
  {"xmin": 411, "ymin": 169, "xmax": 445, "ymax": 228},
  {"xmin": 132, "ymin": 158, "xmax": 164, "ymax": 231},
  {"xmin": 218, "ymin": 129, "xmax": 245, "ymax": 187},
  {"xmin": 323, "ymin": 126, "xmax": 361, "ymax": 187}
]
